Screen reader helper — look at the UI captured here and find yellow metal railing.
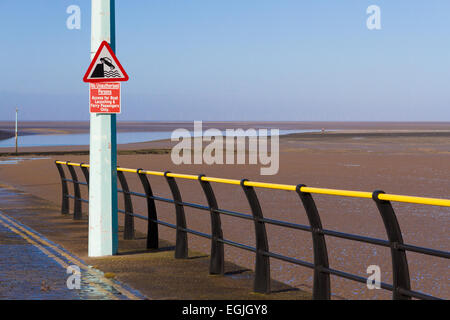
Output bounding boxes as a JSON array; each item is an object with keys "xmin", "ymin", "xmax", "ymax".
[
  {"xmin": 55, "ymin": 161, "xmax": 450, "ymax": 207},
  {"xmin": 55, "ymin": 159, "xmax": 450, "ymax": 300}
]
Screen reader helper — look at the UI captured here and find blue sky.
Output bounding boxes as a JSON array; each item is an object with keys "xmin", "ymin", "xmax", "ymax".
[{"xmin": 1, "ymin": 1, "xmax": 449, "ymax": 121}]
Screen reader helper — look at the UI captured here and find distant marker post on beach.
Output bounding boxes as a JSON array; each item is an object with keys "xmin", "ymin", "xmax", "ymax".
[
  {"xmin": 83, "ymin": 0, "xmax": 126, "ymax": 257},
  {"xmin": 15, "ymin": 108, "xmax": 18, "ymax": 155}
]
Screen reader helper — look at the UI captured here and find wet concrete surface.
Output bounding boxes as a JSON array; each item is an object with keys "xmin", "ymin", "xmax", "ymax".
[
  {"xmin": 0, "ymin": 184, "xmax": 310, "ymax": 300},
  {"xmin": 0, "ymin": 222, "xmax": 79, "ymax": 300},
  {"xmin": 0, "ymin": 210, "xmax": 144, "ymax": 300}
]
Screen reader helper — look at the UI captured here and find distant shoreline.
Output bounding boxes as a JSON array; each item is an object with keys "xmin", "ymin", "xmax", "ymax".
[
  {"xmin": 283, "ymin": 130, "xmax": 450, "ymax": 139},
  {"xmin": 2, "ymin": 129, "xmax": 450, "ymax": 157},
  {"xmin": 1, "ymin": 121, "xmax": 450, "ymax": 153},
  {"xmin": 0, "ymin": 121, "xmax": 450, "ymax": 137}
]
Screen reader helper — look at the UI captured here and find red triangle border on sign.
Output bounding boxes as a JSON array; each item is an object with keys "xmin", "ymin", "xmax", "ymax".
[{"xmin": 83, "ymin": 41, "xmax": 129, "ymax": 83}]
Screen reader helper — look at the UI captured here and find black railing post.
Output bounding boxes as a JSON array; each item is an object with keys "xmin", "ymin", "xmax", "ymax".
[
  {"xmin": 79, "ymin": 163, "xmax": 90, "ymax": 188},
  {"xmin": 241, "ymin": 179, "xmax": 271, "ymax": 294},
  {"xmin": 55, "ymin": 161, "xmax": 69, "ymax": 215},
  {"xmin": 198, "ymin": 174, "xmax": 224, "ymax": 275},
  {"xmin": 164, "ymin": 171, "xmax": 188, "ymax": 259},
  {"xmin": 296, "ymin": 184, "xmax": 331, "ymax": 300},
  {"xmin": 137, "ymin": 169, "xmax": 159, "ymax": 249},
  {"xmin": 117, "ymin": 169, "xmax": 135, "ymax": 240},
  {"xmin": 66, "ymin": 162, "xmax": 82, "ymax": 220},
  {"xmin": 372, "ymin": 190, "xmax": 411, "ymax": 300}
]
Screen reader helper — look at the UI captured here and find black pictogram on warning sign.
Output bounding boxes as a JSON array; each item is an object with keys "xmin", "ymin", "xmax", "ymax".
[{"xmin": 83, "ymin": 41, "xmax": 129, "ymax": 83}]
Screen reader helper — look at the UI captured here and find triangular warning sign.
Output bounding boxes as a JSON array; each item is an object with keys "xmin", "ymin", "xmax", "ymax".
[{"xmin": 83, "ymin": 41, "xmax": 129, "ymax": 83}]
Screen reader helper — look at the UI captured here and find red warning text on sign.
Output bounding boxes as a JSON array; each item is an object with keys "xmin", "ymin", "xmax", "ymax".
[{"xmin": 89, "ymin": 82, "xmax": 121, "ymax": 114}]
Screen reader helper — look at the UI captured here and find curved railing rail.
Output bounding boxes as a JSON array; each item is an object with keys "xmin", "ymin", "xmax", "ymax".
[{"xmin": 55, "ymin": 160, "xmax": 450, "ymax": 300}]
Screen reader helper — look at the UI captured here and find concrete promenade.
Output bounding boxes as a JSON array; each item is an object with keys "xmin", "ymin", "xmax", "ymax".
[
  {"xmin": 0, "ymin": 184, "xmax": 309, "ymax": 300},
  {"xmin": 0, "ymin": 210, "xmax": 143, "ymax": 300}
]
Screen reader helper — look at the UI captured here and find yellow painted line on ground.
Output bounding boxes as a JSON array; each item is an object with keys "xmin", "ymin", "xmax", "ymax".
[
  {"xmin": 0, "ymin": 212, "xmax": 140, "ymax": 300},
  {"xmin": 0, "ymin": 212, "xmax": 82, "ymax": 267},
  {"xmin": 0, "ymin": 217, "xmax": 69, "ymax": 269},
  {"xmin": 0, "ymin": 213, "xmax": 117, "ymax": 300},
  {"xmin": 0, "ymin": 213, "xmax": 135, "ymax": 299}
]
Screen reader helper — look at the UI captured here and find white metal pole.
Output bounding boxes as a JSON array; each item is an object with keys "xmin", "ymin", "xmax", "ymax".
[{"xmin": 88, "ymin": 0, "xmax": 118, "ymax": 257}]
